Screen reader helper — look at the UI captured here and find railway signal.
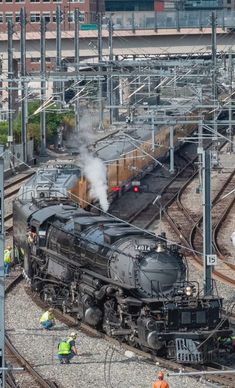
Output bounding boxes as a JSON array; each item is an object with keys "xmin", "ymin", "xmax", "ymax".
[{"xmin": 132, "ymin": 180, "xmax": 140, "ymax": 193}]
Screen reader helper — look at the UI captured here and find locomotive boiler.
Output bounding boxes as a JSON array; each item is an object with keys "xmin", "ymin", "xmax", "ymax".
[{"xmin": 13, "ymin": 195, "xmax": 231, "ymax": 364}]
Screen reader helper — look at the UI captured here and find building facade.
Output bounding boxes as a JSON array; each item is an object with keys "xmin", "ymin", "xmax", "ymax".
[{"xmin": 0, "ymin": 0, "xmax": 105, "ymax": 32}]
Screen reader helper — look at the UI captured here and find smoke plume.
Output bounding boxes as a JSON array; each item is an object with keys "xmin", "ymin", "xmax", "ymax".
[
  {"xmin": 80, "ymin": 149, "xmax": 109, "ymax": 212},
  {"xmin": 74, "ymin": 112, "xmax": 109, "ymax": 212}
]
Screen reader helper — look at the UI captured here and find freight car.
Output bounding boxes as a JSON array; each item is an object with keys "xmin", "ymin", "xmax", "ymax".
[
  {"xmin": 13, "ymin": 193, "xmax": 231, "ymax": 364},
  {"xmin": 19, "ymin": 124, "xmax": 196, "ymax": 210}
]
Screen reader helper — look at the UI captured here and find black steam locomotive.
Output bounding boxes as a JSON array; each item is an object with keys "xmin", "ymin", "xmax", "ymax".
[{"xmin": 13, "ymin": 196, "xmax": 231, "ymax": 364}]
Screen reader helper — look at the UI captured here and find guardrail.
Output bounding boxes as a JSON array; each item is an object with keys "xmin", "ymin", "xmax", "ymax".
[{"xmin": 103, "ymin": 10, "xmax": 235, "ymax": 31}]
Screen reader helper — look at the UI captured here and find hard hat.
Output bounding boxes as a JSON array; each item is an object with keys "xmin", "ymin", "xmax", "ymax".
[
  {"xmin": 157, "ymin": 371, "xmax": 164, "ymax": 379},
  {"xmin": 70, "ymin": 332, "xmax": 77, "ymax": 338}
]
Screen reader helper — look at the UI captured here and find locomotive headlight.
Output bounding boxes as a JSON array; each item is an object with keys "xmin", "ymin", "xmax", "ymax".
[{"xmin": 185, "ymin": 286, "xmax": 193, "ymax": 296}]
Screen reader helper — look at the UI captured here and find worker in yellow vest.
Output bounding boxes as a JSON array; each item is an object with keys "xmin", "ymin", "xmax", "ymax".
[
  {"xmin": 40, "ymin": 308, "xmax": 55, "ymax": 330},
  {"xmin": 4, "ymin": 246, "xmax": 13, "ymax": 276},
  {"xmin": 58, "ymin": 333, "xmax": 78, "ymax": 364}
]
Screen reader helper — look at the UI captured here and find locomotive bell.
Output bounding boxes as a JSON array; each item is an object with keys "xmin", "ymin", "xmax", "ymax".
[{"xmin": 156, "ymin": 243, "xmax": 165, "ymax": 253}]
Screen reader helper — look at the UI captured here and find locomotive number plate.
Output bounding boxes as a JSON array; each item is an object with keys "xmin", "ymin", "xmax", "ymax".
[{"xmin": 135, "ymin": 244, "xmax": 151, "ymax": 252}]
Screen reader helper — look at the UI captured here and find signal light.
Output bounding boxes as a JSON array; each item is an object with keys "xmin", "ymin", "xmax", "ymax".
[
  {"xmin": 133, "ymin": 186, "xmax": 140, "ymax": 193},
  {"xmin": 132, "ymin": 180, "xmax": 141, "ymax": 193},
  {"xmin": 111, "ymin": 186, "xmax": 120, "ymax": 192}
]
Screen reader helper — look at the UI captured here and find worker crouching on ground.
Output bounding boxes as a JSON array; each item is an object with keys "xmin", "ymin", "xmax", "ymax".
[
  {"xmin": 4, "ymin": 246, "xmax": 13, "ymax": 276},
  {"xmin": 58, "ymin": 332, "xmax": 78, "ymax": 364},
  {"xmin": 40, "ymin": 308, "xmax": 55, "ymax": 330},
  {"xmin": 153, "ymin": 371, "xmax": 169, "ymax": 388}
]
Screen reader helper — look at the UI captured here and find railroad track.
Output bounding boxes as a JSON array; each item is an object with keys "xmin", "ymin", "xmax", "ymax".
[
  {"xmin": 163, "ymin": 165, "xmax": 235, "ymax": 287},
  {"xmin": 128, "ymin": 152, "xmax": 197, "ymax": 229},
  {"xmin": 4, "ymin": 272, "xmax": 61, "ymax": 388}
]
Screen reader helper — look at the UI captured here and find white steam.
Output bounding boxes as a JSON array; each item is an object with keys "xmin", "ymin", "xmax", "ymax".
[
  {"xmin": 65, "ymin": 110, "xmax": 109, "ymax": 212},
  {"xmin": 80, "ymin": 149, "xmax": 109, "ymax": 212}
]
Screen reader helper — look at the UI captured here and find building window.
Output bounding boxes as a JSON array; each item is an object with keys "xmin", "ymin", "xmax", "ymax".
[
  {"xmin": 79, "ymin": 11, "xmax": 85, "ymax": 22},
  {"xmin": 52, "ymin": 12, "xmax": 56, "ymax": 22},
  {"xmin": 5, "ymin": 0, "xmax": 13, "ymax": 3},
  {"xmin": 0, "ymin": 14, "xmax": 3, "ymax": 23},
  {"xmin": 15, "ymin": 12, "xmax": 20, "ymax": 22},
  {"xmin": 30, "ymin": 13, "xmax": 41, "ymax": 23},
  {"xmin": 15, "ymin": 0, "xmax": 25, "ymax": 2},
  {"xmin": 5, "ymin": 13, "xmax": 13, "ymax": 22},
  {"xmin": 30, "ymin": 0, "xmax": 40, "ymax": 2},
  {"xmin": 43, "ymin": 0, "xmax": 50, "ymax": 2},
  {"xmin": 68, "ymin": 12, "xmax": 74, "ymax": 23},
  {"xmin": 42, "ymin": 12, "xmax": 51, "ymax": 23},
  {"xmin": 53, "ymin": 0, "xmax": 62, "ymax": 2},
  {"xmin": 31, "ymin": 58, "xmax": 40, "ymax": 63}
]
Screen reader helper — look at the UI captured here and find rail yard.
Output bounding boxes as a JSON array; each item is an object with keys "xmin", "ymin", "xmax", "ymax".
[{"xmin": 1, "ymin": 3, "xmax": 235, "ymax": 388}]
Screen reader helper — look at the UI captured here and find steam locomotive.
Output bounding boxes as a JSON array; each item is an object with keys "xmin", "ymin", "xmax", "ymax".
[{"xmin": 13, "ymin": 170, "xmax": 231, "ymax": 364}]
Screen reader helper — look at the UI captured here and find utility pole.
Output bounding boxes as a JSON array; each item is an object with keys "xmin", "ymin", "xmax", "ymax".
[
  {"xmin": 74, "ymin": 9, "xmax": 80, "ymax": 132},
  {"xmin": 0, "ymin": 145, "xmax": 5, "ymax": 388},
  {"xmin": 169, "ymin": 126, "xmax": 175, "ymax": 174},
  {"xmin": 20, "ymin": 7, "xmax": 27, "ymax": 163},
  {"xmin": 56, "ymin": 5, "xmax": 62, "ymax": 101},
  {"xmin": 7, "ymin": 20, "xmax": 14, "ymax": 159},
  {"xmin": 211, "ymin": 11, "xmax": 219, "ymax": 164},
  {"xmin": 197, "ymin": 118, "xmax": 203, "ymax": 193},
  {"xmin": 97, "ymin": 12, "xmax": 103, "ymax": 130},
  {"xmin": 40, "ymin": 16, "xmax": 46, "ymax": 156},
  {"xmin": 228, "ymin": 52, "xmax": 234, "ymax": 153},
  {"xmin": 151, "ymin": 115, "xmax": 155, "ymax": 151},
  {"xmin": 211, "ymin": 11, "xmax": 217, "ymax": 101},
  {"xmin": 202, "ymin": 150, "xmax": 213, "ymax": 295},
  {"xmin": 107, "ymin": 15, "xmax": 113, "ymax": 124}
]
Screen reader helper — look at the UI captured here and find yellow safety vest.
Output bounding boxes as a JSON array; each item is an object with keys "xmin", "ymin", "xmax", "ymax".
[
  {"xmin": 4, "ymin": 249, "xmax": 12, "ymax": 264},
  {"xmin": 58, "ymin": 339, "xmax": 71, "ymax": 355},
  {"xmin": 40, "ymin": 311, "xmax": 54, "ymax": 323}
]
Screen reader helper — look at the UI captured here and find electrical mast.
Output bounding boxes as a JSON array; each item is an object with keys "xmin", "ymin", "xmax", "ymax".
[
  {"xmin": 40, "ymin": 16, "xmax": 46, "ymax": 156},
  {"xmin": 0, "ymin": 146, "xmax": 5, "ymax": 388},
  {"xmin": 7, "ymin": 20, "xmax": 14, "ymax": 157},
  {"xmin": 20, "ymin": 8, "xmax": 27, "ymax": 163},
  {"xmin": 97, "ymin": 12, "xmax": 104, "ymax": 130},
  {"xmin": 74, "ymin": 9, "xmax": 80, "ymax": 133}
]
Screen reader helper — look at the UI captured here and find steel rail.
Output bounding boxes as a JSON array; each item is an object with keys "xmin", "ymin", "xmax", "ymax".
[{"xmin": 5, "ymin": 273, "xmax": 61, "ymax": 388}]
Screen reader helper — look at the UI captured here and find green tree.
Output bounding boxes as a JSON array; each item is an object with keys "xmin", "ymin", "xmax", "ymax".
[
  {"xmin": 12, "ymin": 100, "xmax": 75, "ymax": 148},
  {"xmin": 0, "ymin": 121, "xmax": 8, "ymax": 145}
]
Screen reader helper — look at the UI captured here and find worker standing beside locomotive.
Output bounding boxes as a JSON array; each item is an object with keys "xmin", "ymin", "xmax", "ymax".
[{"xmin": 4, "ymin": 246, "xmax": 13, "ymax": 276}]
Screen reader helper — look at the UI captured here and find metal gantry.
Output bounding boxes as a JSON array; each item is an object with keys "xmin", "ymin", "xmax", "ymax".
[{"xmin": 0, "ymin": 146, "xmax": 5, "ymax": 388}]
